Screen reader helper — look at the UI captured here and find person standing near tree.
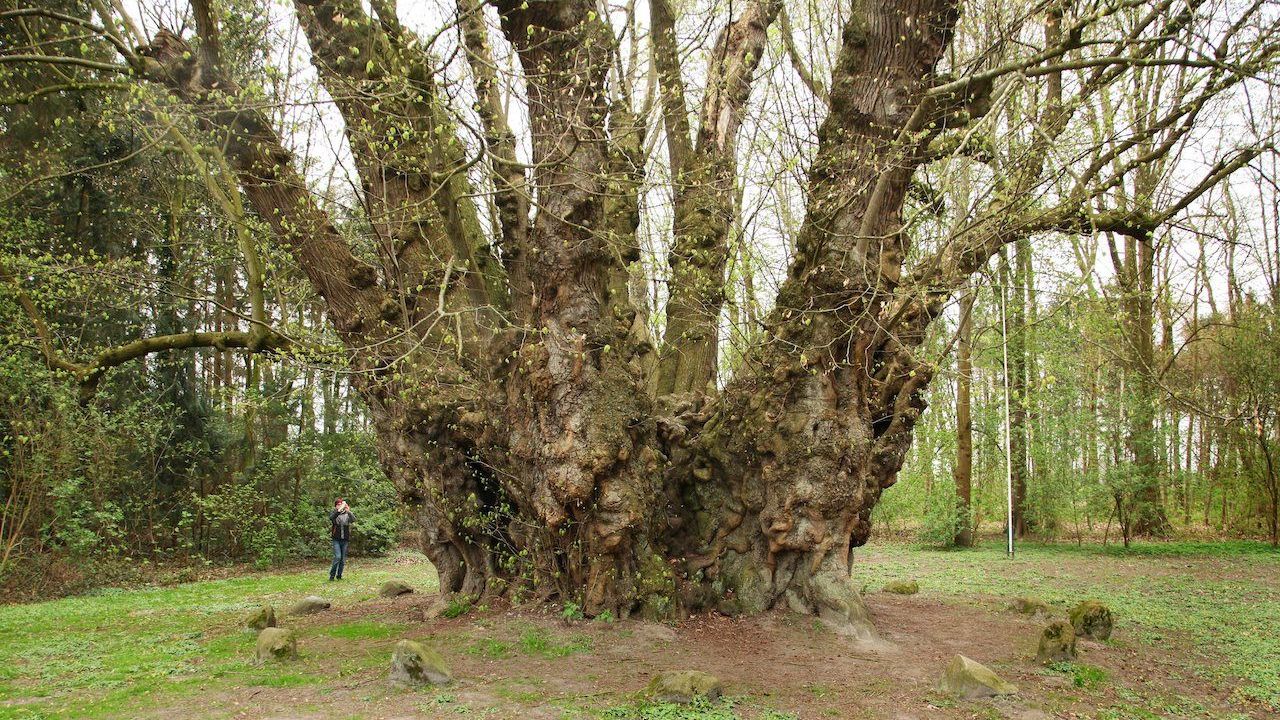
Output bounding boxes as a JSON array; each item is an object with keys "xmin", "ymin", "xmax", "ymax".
[{"xmin": 328, "ymin": 498, "xmax": 355, "ymax": 581}]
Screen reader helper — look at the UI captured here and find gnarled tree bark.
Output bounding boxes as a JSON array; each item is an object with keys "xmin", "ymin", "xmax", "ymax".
[{"xmin": 130, "ymin": 0, "xmax": 964, "ymax": 632}]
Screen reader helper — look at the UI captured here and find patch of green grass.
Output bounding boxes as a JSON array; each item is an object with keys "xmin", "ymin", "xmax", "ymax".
[
  {"xmin": 851, "ymin": 540, "xmax": 1280, "ymax": 710},
  {"xmin": 602, "ymin": 697, "xmax": 740, "ymax": 720},
  {"xmin": 466, "ymin": 637, "xmax": 515, "ymax": 659},
  {"xmin": 1122, "ymin": 693, "xmax": 1256, "ymax": 720},
  {"xmin": 562, "ymin": 601, "xmax": 585, "ymax": 621},
  {"xmin": 434, "ymin": 624, "xmax": 592, "ymax": 664},
  {"xmin": 923, "ymin": 690, "xmax": 958, "ymax": 709},
  {"xmin": 596, "ymin": 697, "xmax": 800, "ymax": 720},
  {"xmin": 804, "ymin": 681, "xmax": 833, "ymax": 698},
  {"xmin": 517, "ymin": 626, "xmax": 592, "ymax": 658},
  {"xmin": 1093, "ymin": 541, "xmax": 1277, "ymax": 559},
  {"xmin": 490, "ymin": 678, "xmax": 547, "ymax": 703},
  {"xmin": 1048, "ymin": 661, "xmax": 1109, "ymax": 688},
  {"xmin": 415, "ymin": 689, "xmax": 458, "ymax": 711},
  {"xmin": 441, "ymin": 594, "xmax": 475, "ymax": 618},
  {"xmin": 907, "ymin": 539, "xmax": 1277, "ymax": 559},
  {"xmin": 1097, "ymin": 704, "xmax": 1164, "ymax": 720},
  {"xmin": 0, "ymin": 550, "xmax": 438, "ymax": 718}
]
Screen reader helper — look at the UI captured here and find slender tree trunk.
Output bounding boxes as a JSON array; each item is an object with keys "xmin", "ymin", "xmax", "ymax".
[
  {"xmin": 1121, "ymin": 230, "xmax": 1169, "ymax": 535},
  {"xmin": 1247, "ymin": 407, "xmax": 1280, "ymax": 547},
  {"xmin": 1020, "ymin": 237, "xmax": 1039, "ymax": 526},
  {"xmin": 1002, "ymin": 247, "xmax": 1030, "ymax": 536},
  {"xmin": 1086, "ymin": 362, "xmax": 1101, "ymax": 533},
  {"xmin": 953, "ymin": 282, "xmax": 975, "ymax": 547}
]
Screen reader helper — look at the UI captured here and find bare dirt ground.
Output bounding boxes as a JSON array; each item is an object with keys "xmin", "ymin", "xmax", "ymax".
[{"xmin": 163, "ymin": 583, "xmax": 1253, "ymax": 720}]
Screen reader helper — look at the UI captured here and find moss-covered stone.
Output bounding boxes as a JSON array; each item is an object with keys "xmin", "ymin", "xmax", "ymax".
[
  {"xmin": 1009, "ymin": 597, "xmax": 1053, "ymax": 618},
  {"xmin": 286, "ymin": 595, "xmax": 331, "ymax": 616},
  {"xmin": 937, "ymin": 655, "xmax": 1018, "ymax": 698},
  {"xmin": 1037, "ymin": 620, "xmax": 1077, "ymax": 665},
  {"xmin": 882, "ymin": 579, "xmax": 919, "ymax": 595},
  {"xmin": 389, "ymin": 639, "xmax": 451, "ymax": 686},
  {"xmin": 379, "ymin": 580, "xmax": 415, "ymax": 598},
  {"xmin": 244, "ymin": 604, "xmax": 276, "ymax": 632},
  {"xmin": 255, "ymin": 627, "xmax": 297, "ymax": 662},
  {"xmin": 1070, "ymin": 600, "xmax": 1113, "ymax": 640},
  {"xmin": 646, "ymin": 670, "xmax": 723, "ymax": 704}
]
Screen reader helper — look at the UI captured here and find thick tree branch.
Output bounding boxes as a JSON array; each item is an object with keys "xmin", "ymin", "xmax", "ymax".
[
  {"xmin": 458, "ymin": 0, "xmax": 530, "ymax": 305},
  {"xmin": 4, "ymin": 264, "xmax": 288, "ymax": 397},
  {"xmin": 655, "ymin": 0, "xmax": 782, "ymax": 396},
  {"xmin": 292, "ymin": 0, "xmax": 507, "ymax": 328},
  {"xmin": 649, "ymin": 0, "xmax": 694, "ymax": 175},
  {"xmin": 134, "ymin": 28, "xmax": 388, "ymax": 344},
  {"xmin": 0, "ymin": 54, "xmax": 126, "ymax": 73},
  {"xmin": 686, "ymin": 0, "xmax": 962, "ymax": 628},
  {"xmin": 778, "ymin": 5, "xmax": 826, "ymax": 105}
]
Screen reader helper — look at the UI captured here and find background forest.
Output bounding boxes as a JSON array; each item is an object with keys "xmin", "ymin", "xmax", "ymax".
[
  {"xmin": 2, "ymin": 0, "xmax": 1279, "ymax": 600},
  {"xmin": 0, "ymin": 38, "xmax": 403, "ymax": 591}
]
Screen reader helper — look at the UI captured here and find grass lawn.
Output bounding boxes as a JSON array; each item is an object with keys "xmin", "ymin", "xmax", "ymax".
[
  {"xmin": 850, "ymin": 540, "xmax": 1280, "ymax": 712},
  {"xmin": 0, "ymin": 541, "xmax": 1276, "ymax": 719},
  {"xmin": 0, "ymin": 551, "xmax": 439, "ymax": 719}
]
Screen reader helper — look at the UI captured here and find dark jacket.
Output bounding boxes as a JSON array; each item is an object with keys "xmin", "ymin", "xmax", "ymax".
[{"xmin": 329, "ymin": 509, "xmax": 355, "ymax": 541}]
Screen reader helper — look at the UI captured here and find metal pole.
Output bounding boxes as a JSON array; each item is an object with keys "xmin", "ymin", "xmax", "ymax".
[{"xmin": 1000, "ymin": 259, "xmax": 1015, "ymax": 558}]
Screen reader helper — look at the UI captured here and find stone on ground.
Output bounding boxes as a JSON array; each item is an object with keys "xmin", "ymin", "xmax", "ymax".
[
  {"xmin": 1037, "ymin": 620, "xmax": 1078, "ymax": 664},
  {"xmin": 286, "ymin": 595, "xmax": 331, "ymax": 616},
  {"xmin": 389, "ymin": 639, "xmax": 451, "ymax": 686},
  {"xmin": 882, "ymin": 579, "xmax": 919, "ymax": 595},
  {"xmin": 1009, "ymin": 597, "xmax": 1053, "ymax": 618},
  {"xmin": 255, "ymin": 627, "xmax": 297, "ymax": 662},
  {"xmin": 245, "ymin": 604, "xmax": 276, "ymax": 631},
  {"xmin": 937, "ymin": 655, "xmax": 1018, "ymax": 698},
  {"xmin": 1070, "ymin": 600, "xmax": 1113, "ymax": 640},
  {"xmin": 647, "ymin": 670, "xmax": 723, "ymax": 704},
  {"xmin": 379, "ymin": 580, "xmax": 415, "ymax": 598}
]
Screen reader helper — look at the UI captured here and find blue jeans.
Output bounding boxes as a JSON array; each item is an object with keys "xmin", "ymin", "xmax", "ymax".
[{"xmin": 330, "ymin": 539, "xmax": 348, "ymax": 579}]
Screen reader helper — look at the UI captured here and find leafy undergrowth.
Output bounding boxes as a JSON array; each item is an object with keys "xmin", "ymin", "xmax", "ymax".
[
  {"xmin": 851, "ymin": 540, "xmax": 1280, "ymax": 711},
  {"xmin": 413, "ymin": 688, "xmax": 800, "ymax": 720},
  {"xmin": 602, "ymin": 698, "xmax": 797, "ymax": 720},
  {"xmin": 464, "ymin": 624, "xmax": 593, "ymax": 660},
  {"xmin": 0, "ymin": 549, "xmax": 438, "ymax": 719},
  {"xmin": 1047, "ymin": 660, "xmax": 1110, "ymax": 689}
]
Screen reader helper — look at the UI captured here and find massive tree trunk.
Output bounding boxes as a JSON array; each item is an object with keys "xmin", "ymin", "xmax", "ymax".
[
  {"xmin": 108, "ymin": 0, "xmax": 1262, "ymax": 628},
  {"xmin": 131, "ymin": 0, "xmax": 958, "ymax": 631}
]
